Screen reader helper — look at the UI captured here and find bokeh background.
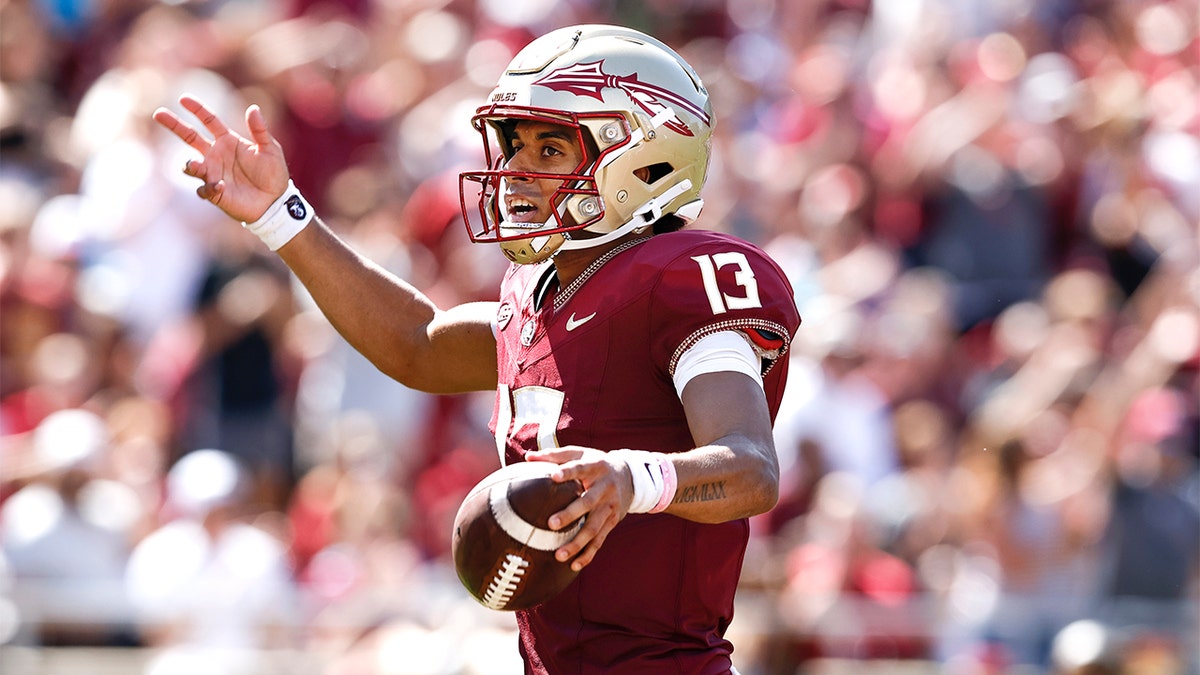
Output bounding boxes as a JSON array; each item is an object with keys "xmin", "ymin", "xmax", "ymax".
[{"xmin": 0, "ymin": 0, "xmax": 1197, "ymax": 673}]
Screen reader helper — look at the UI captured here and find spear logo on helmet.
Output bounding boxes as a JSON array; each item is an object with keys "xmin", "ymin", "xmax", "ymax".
[{"xmin": 533, "ymin": 61, "xmax": 711, "ymax": 138}]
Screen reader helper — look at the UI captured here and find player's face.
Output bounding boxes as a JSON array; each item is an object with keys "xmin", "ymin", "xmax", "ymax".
[{"xmin": 501, "ymin": 120, "xmax": 587, "ymax": 225}]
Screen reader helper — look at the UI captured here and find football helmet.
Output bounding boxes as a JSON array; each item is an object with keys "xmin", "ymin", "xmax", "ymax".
[{"xmin": 459, "ymin": 25, "xmax": 714, "ymax": 265}]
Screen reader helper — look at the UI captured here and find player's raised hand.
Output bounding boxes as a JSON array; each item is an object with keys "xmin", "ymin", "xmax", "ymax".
[{"xmin": 153, "ymin": 95, "xmax": 289, "ymax": 223}]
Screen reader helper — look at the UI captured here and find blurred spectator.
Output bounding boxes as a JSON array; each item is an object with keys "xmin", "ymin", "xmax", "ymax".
[
  {"xmin": 63, "ymin": 4, "xmax": 243, "ymax": 350},
  {"xmin": 908, "ymin": 136, "xmax": 1057, "ymax": 331},
  {"xmin": 1096, "ymin": 386, "xmax": 1199, "ymax": 628},
  {"xmin": 955, "ymin": 437, "xmax": 1097, "ymax": 667},
  {"xmin": 1, "ymin": 408, "xmax": 137, "ymax": 646},
  {"xmin": 177, "ymin": 233, "xmax": 299, "ymax": 510},
  {"xmin": 771, "ymin": 471, "xmax": 925, "ymax": 667},
  {"xmin": 772, "ymin": 311, "xmax": 901, "ymax": 490},
  {"xmin": 125, "ymin": 449, "xmax": 296, "ymax": 672}
]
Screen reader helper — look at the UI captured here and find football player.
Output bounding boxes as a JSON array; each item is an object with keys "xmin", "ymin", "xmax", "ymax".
[{"xmin": 156, "ymin": 24, "xmax": 801, "ymax": 674}]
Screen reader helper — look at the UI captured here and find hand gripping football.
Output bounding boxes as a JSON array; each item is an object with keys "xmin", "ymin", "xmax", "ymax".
[{"xmin": 452, "ymin": 461, "xmax": 585, "ymax": 611}]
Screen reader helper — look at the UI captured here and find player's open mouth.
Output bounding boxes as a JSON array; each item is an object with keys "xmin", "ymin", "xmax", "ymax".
[{"xmin": 506, "ymin": 197, "xmax": 540, "ymax": 223}]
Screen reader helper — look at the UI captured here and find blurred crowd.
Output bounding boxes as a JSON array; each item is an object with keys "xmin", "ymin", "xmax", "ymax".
[{"xmin": 0, "ymin": 0, "xmax": 1197, "ymax": 674}]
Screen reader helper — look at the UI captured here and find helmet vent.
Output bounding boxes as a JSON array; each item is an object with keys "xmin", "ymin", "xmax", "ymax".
[{"xmin": 639, "ymin": 162, "xmax": 674, "ymax": 184}]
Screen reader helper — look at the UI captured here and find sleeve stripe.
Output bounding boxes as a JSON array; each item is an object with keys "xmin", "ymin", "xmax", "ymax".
[
  {"xmin": 672, "ymin": 330, "xmax": 764, "ymax": 399},
  {"xmin": 667, "ymin": 318, "xmax": 792, "ymax": 378}
]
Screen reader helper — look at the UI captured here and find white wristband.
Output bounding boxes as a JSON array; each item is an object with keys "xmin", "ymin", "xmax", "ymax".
[
  {"xmin": 242, "ymin": 180, "xmax": 314, "ymax": 250},
  {"xmin": 611, "ymin": 450, "xmax": 676, "ymax": 514}
]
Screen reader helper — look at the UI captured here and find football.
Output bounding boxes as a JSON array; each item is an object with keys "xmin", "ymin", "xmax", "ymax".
[{"xmin": 452, "ymin": 461, "xmax": 585, "ymax": 611}]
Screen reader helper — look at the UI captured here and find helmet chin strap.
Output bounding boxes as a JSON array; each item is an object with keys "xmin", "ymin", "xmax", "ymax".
[{"xmin": 557, "ymin": 178, "xmax": 693, "ymax": 253}]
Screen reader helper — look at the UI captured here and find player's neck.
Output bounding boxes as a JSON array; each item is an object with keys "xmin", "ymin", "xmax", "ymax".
[
  {"xmin": 550, "ymin": 248, "xmax": 596, "ymax": 288},
  {"xmin": 551, "ymin": 232, "xmax": 650, "ymax": 287}
]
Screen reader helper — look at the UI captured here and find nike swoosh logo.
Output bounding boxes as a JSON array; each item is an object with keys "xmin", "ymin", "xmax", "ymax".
[{"xmin": 565, "ymin": 312, "xmax": 597, "ymax": 331}]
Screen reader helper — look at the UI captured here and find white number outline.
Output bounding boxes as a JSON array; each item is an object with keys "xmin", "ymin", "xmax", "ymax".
[
  {"xmin": 692, "ymin": 252, "xmax": 762, "ymax": 315},
  {"xmin": 495, "ymin": 384, "xmax": 565, "ymax": 465}
]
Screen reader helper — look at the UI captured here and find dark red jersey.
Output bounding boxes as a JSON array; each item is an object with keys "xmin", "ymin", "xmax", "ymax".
[{"xmin": 489, "ymin": 229, "xmax": 800, "ymax": 674}]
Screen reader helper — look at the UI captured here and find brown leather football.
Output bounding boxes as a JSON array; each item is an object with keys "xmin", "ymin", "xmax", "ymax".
[{"xmin": 452, "ymin": 461, "xmax": 585, "ymax": 611}]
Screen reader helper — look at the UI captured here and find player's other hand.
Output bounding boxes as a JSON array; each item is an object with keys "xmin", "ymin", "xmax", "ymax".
[
  {"xmin": 525, "ymin": 446, "xmax": 635, "ymax": 572},
  {"xmin": 153, "ymin": 95, "xmax": 290, "ymax": 223}
]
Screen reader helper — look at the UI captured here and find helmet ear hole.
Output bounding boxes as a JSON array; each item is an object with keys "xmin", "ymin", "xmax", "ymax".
[{"xmin": 637, "ymin": 162, "xmax": 674, "ymax": 184}]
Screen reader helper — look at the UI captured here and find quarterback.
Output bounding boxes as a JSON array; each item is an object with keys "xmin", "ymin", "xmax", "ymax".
[{"xmin": 155, "ymin": 24, "xmax": 801, "ymax": 674}]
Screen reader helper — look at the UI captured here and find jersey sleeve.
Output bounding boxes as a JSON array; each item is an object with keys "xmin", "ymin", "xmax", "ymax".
[
  {"xmin": 672, "ymin": 330, "xmax": 764, "ymax": 397},
  {"xmin": 646, "ymin": 235, "xmax": 800, "ymax": 382}
]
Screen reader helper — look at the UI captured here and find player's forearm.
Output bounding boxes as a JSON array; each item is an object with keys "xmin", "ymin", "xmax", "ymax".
[
  {"xmin": 664, "ymin": 440, "xmax": 780, "ymax": 523},
  {"xmin": 274, "ymin": 218, "xmax": 491, "ymax": 393},
  {"xmin": 670, "ymin": 370, "xmax": 781, "ymax": 522}
]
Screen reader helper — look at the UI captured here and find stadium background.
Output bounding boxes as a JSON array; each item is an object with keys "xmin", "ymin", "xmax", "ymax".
[{"xmin": 0, "ymin": 0, "xmax": 1196, "ymax": 673}]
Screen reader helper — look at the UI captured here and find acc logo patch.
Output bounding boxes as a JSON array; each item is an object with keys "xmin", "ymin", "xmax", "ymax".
[{"xmin": 496, "ymin": 303, "xmax": 514, "ymax": 331}]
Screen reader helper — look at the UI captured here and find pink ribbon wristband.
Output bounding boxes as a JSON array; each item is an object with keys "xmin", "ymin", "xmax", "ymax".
[{"xmin": 649, "ymin": 455, "xmax": 677, "ymax": 514}]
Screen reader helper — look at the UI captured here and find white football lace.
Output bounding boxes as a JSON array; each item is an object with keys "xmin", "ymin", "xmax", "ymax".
[{"xmin": 484, "ymin": 554, "xmax": 530, "ymax": 610}]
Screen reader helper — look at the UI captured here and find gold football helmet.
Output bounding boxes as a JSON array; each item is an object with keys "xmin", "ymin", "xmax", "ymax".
[{"xmin": 459, "ymin": 25, "xmax": 714, "ymax": 264}]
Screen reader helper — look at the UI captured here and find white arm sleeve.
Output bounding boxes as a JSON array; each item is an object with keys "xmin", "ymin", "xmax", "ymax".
[{"xmin": 672, "ymin": 330, "xmax": 764, "ymax": 399}]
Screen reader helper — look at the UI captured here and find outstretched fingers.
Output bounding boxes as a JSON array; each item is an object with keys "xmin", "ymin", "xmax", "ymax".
[
  {"xmin": 245, "ymin": 104, "xmax": 274, "ymax": 147},
  {"xmin": 152, "ymin": 107, "xmax": 211, "ymax": 155},
  {"xmin": 152, "ymin": 95, "xmax": 241, "ymax": 156},
  {"xmin": 180, "ymin": 95, "xmax": 232, "ymax": 141}
]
